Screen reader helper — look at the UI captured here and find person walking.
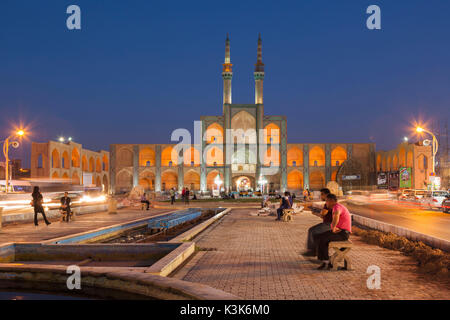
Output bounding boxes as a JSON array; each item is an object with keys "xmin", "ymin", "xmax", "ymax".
[
  {"xmin": 31, "ymin": 186, "xmax": 51, "ymax": 226},
  {"xmin": 315, "ymin": 194, "xmax": 352, "ymax": 270},
  {"xmin": 169, "ymin": 188, "xmax": 176, "ymax": 205},
  {"xmin": 303, "ymin": 188, "xmax": 332, "ymax": 256},
  {"xmin": 185, "ymin": 188, "xmax": 190, "ymax": 205},
  {"xmin": 181, "ymin": 187, "xmax": 186, "ymax": 204}
]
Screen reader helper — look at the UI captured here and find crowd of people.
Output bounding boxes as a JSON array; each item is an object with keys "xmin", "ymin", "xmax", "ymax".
[{"xmin": 168, "ymin": 187, "xmax": 197, "ymax": 205}]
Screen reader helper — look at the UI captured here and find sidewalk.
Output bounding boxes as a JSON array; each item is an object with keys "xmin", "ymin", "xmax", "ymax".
[
  {"xmin": 173, "ymin": 208, "xmax": 449, "ymax": 300},
  {"xmin": 0, "ymin": 208, "xmax": 172, "ymax": 244}
]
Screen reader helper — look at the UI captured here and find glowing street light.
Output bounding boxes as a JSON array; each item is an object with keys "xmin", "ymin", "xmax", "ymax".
[
  {"xmin": 403, "ymin": 136, "xmax": 408, "ymax": 142},
  {"xmin": 415, "ymin": 126, "xmax": 438, "ymax": 176},
  {"xmin": 2, "ymin": 129, "xmax": 26, "ymax": 194},
  {"xmin": 214, "ymin": 175, "xmax": 223, "ymax": 191},
  {"xmin": 59, "ymin": 137, "xmax": 65, "ymax": 142},
  {"xmin": 258, "ymin": 176, "xmax": 268, "ymax": 194}
]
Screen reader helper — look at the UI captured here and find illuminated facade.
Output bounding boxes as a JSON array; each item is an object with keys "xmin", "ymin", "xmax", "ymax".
[
  {"xmin": 30, "ymin": 140, "xmax": 110, "ymax": 192},
  {"xmin": 110, "ymin": 36, "xmax": 376, "ymax": 194},
  {"xmin": 376, "ymin": 141, "xmax": 433, "ymax": 189}
]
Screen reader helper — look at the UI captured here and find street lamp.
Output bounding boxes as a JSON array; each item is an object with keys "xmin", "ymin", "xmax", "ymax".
[
  {"xmin": 416, "ymin": 126, "xmax": 438, "ymax": 175},
  {"xmin": 214, "ymin": 175, "xmax": 223, "ymax": 191},
  {"xmin": 258, "ymin": 176, "xmax": 268, "ymax": 194},
  {"xmin": 2, "ymin": 129, "xmax": 25, "ymax": 194}
]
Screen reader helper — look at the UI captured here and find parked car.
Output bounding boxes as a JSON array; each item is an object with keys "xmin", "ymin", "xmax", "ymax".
[
  {"xmin": 422, "ymin": 190, "xmax": 449, "ymax": 209},
  {"xmin": 441, "ymin": 196, "xmax": 450, "ymax": 213},
  {"xmin": 399, "ymin": 189, "xmax": 429, "ymax": 201}
]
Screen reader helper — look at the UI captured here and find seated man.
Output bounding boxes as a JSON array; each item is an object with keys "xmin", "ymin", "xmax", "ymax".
[
  {"xmin": 60, "ymin": 192, "xmax": 72, "ymax": 222},
  {"xmin": 303, "ymin": 188, "xmax": 332, "ymax": 256},
  {"xmin": 315, "ymin": 193, "xmax": 352, "ymax": 270},
  {"xmin": 276, "ymin": 191, "xmax": 292, "ymax": 221},
  {"xmin": 141, "ymin": 193, "xmax": 150, "ymax": 210}
]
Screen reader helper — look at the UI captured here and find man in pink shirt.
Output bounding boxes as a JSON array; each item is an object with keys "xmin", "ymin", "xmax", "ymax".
[{"xmin": 316, "ymin": 193, "xmax": 352, "ymax": 270}]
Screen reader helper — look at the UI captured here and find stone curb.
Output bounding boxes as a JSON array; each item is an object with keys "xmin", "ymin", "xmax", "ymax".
[
  {"xmin": 351, "ymin": 214, "xmax": 450, "ymax": 252},
  {"xmin": 0, "ymin": 264, "xmax": 240, "ymax": 300},
  {"xmin": 169, "ymin": 208, "xmax": 232, "ymax": 243}
]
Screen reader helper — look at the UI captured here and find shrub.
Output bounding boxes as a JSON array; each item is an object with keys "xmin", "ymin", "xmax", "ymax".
[{"xmin": 352, "ymin": 226, "xmax": 450, "ymax": 280}]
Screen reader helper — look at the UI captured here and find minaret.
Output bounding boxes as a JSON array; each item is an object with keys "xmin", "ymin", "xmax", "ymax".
[
  {"xmin": 254, "ymin": 33, "xmax": 265, "ymax": 104},
  {"xmin": 222, "ymin": 33, "xmax": 233, "ymax": 106}
]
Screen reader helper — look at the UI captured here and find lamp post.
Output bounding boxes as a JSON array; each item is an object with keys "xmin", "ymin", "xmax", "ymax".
[
  {"xmin": 2, "ymin": 130, "xmax": 25, "ymax": 194},
  {"xmin": 416, "ymin": 126, "xmax": 438, "ymax": 175},
  {"xmin": 214, "ymin": 175, "xmax": 223, "ymax": 192},
  {"xmin": 258, "ymin": 176, "xmax": 268, "ymax": 194}
]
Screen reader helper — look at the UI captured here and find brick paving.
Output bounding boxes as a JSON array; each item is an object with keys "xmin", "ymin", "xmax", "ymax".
[
  {"xmin": 177, "ymin": 208, "xmax": 449, "ymax": 300},
  {"xmin": 0, "ymin": 208, "xmax": 173, "ymax": 244}
]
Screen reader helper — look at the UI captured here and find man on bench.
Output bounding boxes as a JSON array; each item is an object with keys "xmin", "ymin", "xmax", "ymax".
[
  {"xmin": 315, "ymin": 193, "xmax": 351, "ymax": 270},
  {"xmin": 60, "ymin": 192, "xmax": 73, "ymax": 222}
]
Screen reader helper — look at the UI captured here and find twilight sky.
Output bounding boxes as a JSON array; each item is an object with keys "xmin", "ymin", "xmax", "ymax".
[{"xmin": 1, "ymin": 0, "xmax": 449, "ymax": 166}]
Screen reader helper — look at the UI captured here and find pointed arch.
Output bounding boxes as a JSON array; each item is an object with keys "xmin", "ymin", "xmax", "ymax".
[
  {"xmin": 287, "ymin": 170, "xmax": 303, "ymax": 190},
  {"xmin": 206, "ymin": 170, "xmax": 224, "ymax": 191},
  {"xmin": 309, "ymin": 170, "xmax": 325, "ymax": 190},
  {"xmin": 264, "ymin": 123, "xmax": 280, "ymax": 144},
  {"xmin": 161, "ymin": 146, "xmax": 178, "ymax": 166},
  {"xmin": 183, "ymin": 147, "xmax": 200, "ymax": 167},
  {"xmin": 206, "ymin": 146, "xmax": 224, "ymax": 166},
  {"xmin": 205, "ymin": 123, "xmax": 224, "ymax": 144},
  {"xmin": 51, "ymin": 149, "xmax": 60, "ymax": 168},
  {"xmin": 184, "ymin": 170, "xmax": 200, "ymax": 190},
  {"xmin": 161, "ymin": 170, "xmax": 178, "ymax": 191},
  {"xmin": 287, "ymin": 147, "xmax": 303, "ymax": 167},
  {"xmin": 96, "ymin": 158, "xmax": 102, "ymax": 173},
  {"xmin": 82, "ymin": 155, "xmax": 88, "ymax": 171},
  {"xmin": 89, "ymin": 157, "xmax": 95, "ymax": 172},
  {"xmin": 62, "ymin": 151, "xmax": 70, "ymax": 169},
  {"xmin": 71, "ymin": 148, "xmax": 80, "ymax": 168},
  {"xmin": 309, "ymin": 146, "xmax": 325, "ymax": 167},
  {"xmin": 139, "ymin": 147, "xmax": 155, "ymax": 167},
  {"xmin": 331, "ymin": 146, "xmax": 347, "ymax": 167}
]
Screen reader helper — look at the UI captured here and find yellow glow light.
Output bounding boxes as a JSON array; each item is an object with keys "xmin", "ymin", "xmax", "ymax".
[
  {"xmin": 17, "ymin": 130, "xmax": 25, "ymax": 136},
  {"xmin": 416, "ymin": 127, "xmax": 424, "ymax": 133}
]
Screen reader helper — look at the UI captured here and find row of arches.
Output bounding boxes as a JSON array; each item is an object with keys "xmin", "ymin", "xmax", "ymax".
[
  {"xmin": 51, "ymin": 148, "xmax": 108, "ymax": 172},
  {"xmin": 287, "ymin": 146, "xmax": 347, "ymax": 167},
  {"xmin": 287, "ymin": 169, "xmax": 338, "ymax": 190},
  {"xmin": 377, "ymin": 148, "xmax": 415, "ymax": 171},
  {"xmin": 51, "ymin": 171, "xmax": 108, "ymax": 190},
  {"xmin": 116, "ymin": 170, "xmax": 225, "ymax": 192},
  {"xmin": 120, "ymin": 145, "xmax": 348, "ymax": 169}
]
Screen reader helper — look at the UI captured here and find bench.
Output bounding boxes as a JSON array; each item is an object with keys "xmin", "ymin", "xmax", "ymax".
[
  {"xmin": 282, "ymin": 209, "xmax": 294, "ymax": 222},
  {"xmin": 59, "ymin": 208, "xmax": 74, "ymax": 222},
  {"xmin": 329, "ymin": 240, "xmax": 353, "ymax": 271}
]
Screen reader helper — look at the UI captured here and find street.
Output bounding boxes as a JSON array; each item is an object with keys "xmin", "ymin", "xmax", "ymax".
[{"xmin": 346, "ymin": 201, "xmax": 450, "ymax": 241}]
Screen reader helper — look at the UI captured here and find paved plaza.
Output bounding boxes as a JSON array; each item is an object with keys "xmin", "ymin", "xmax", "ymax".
[
  {"xmin": 174, "ymin": 208, "xmax": 449, "ymax": 300},
  {"xmin": 0, "ymin": 208, "xmax": 172, "ymax": 244}
]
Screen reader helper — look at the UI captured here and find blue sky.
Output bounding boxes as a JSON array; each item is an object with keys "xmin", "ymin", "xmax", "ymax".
[{"xmin": 1, "ymin": 0, "xmax": 449, "ymax": 166}]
